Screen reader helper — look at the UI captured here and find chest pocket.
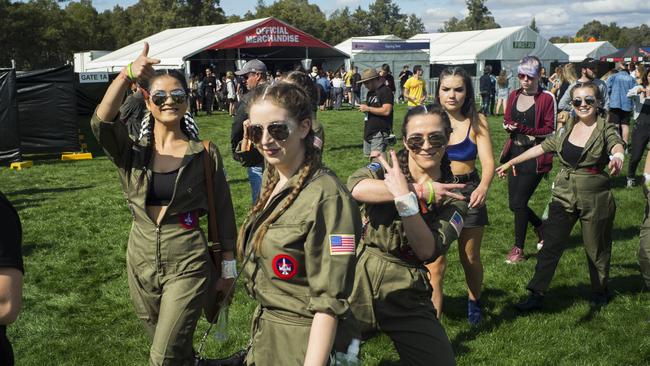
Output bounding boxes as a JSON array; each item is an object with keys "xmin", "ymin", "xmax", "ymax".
[{"xmin": 259, "ymin": 222, "xmax": 309, "ymax": 285}]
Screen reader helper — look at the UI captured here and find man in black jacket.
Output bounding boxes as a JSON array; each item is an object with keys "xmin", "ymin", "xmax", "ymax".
[{"xmin": 479, "ymin": 65, "xmax": 493, "ymax": 115}]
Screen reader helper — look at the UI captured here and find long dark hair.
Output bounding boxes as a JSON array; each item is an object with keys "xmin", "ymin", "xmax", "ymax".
[
  {"xmin": 436, "ymin": 67, "xmax": 480, "ymax": 124},
  {"xmin": 236, "ymin": 83, "xmax": 320, "ymax": 258},
  {"xmin": 398, "ymin": 103, "xmax": 453, "ymax": 183}
]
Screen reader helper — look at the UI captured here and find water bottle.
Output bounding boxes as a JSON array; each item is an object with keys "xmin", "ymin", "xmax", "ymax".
[
  {"xmin": 213, "ymin": 305, "xmax": 229, "ymax": 342},
  {"xmin": 333, "ymin": 338, "xmax": 360, "ymax": 365}
]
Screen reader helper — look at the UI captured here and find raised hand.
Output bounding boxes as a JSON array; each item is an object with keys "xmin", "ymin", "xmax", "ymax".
[
  {"xmin": 130, "ymin": 42, "xmax": 160, "ymax": 81},
  {"xmin": 377, "ymin": 150, "xmax": 410, "ymax": 198}
]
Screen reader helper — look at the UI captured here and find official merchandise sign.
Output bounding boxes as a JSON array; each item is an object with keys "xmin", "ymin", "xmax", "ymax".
[
  {"xmin": 79, "ymin": 72, "xmax": 109, "ymax": 83},
  {"xmin": 513, "ymin": 41, "xmax": 535, "ymax": 49},
  {"xmin": 208, "ymin": 18, "xmax": 330, "ymax": 49}
]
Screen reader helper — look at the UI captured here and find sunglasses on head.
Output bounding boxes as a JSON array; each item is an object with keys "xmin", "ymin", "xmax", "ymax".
[
  {"xmin": 247, "ymin": 122, "xmax": 291, "ymax": 144},
  {"xmin": 406, "ymin": 132, "xmax": 447, "ymax": 153},
  {"xmin": 571, "ymin": 96, "xmax": 597, "ymax": 107},
  {"xmin": 150, "ymin": 89, "xmax": 187, "ymax": 106},
  {"xmin": 518, "ymin": 73, "xmax": 536, "ymax": 81}
]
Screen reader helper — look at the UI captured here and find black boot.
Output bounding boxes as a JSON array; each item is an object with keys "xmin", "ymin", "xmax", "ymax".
[{"xmin": 515, "ymin": 291, "xmax": 544, "ymax": 312}]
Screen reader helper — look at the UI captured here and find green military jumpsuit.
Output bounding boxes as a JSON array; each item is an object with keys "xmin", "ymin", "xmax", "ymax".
[
  {"xmin": 346, "ymin": 163, "xmax": 468, "ymax": 366},
  {"xmin": 527, "ymin": 117, "xmax": 623, "ymax": 296},
  {"xmin": 90, "ymin": 111, "xmax": 238, "ymax": 365},
  {"xmin": 637, "ymin": 186, "xmax": 650, "ymax": 289},
  {"xmin": 240, "ymin": 168, "xmax": 362, "ymax": 365}
]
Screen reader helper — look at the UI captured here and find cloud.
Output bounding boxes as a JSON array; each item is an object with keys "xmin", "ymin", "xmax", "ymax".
[
  {"xmin": 423, "ymin": 7, "xmax": 465, "ymax": 31},
  {"xmin": 568, "ymin": 0, "xmax": 650, "ymax": 14}
]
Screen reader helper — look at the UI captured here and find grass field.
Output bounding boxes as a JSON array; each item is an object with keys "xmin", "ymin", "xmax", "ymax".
[{"xmin": 1, "ymin": 103, "xmax": 649, "ymax": 365}]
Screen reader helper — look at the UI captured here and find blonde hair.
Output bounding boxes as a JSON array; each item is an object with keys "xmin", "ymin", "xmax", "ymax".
[
  {"xmin": 563, "ymin": 63, "xmax": 577, "ymax": 83},
  {"xmin": 236, "ymin": 83, "xmax": 320, "ymax": 258}
]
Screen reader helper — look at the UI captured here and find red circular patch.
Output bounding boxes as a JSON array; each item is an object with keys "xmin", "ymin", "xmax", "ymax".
[
  {"xmin": 272, "ymin": 254, "xmax": 298, "ymax": 280},
  {"xmin": 179, "ymin": 211, "xmax": 198, "ymax": 229}
]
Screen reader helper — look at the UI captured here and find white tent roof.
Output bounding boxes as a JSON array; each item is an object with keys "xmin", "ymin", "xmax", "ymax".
[
  {"xmin": 334, "ymin": 35, "xmax": 403, "ymax": 56},
  {"xmin": 553, "ymin": 41, "xmax": 618, "ymax": 62},
  {"xmin": 411, "ymin": 26, "xmax": 568, "ymax": 65},
  {"xmin": 86, "ymin": 18, "xmax": 265, "ymax": 71}
]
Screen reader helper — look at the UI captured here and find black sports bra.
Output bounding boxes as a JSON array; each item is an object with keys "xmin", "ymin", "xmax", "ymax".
[{"xmin": 146, "ymin": 169, "xmax": 179, "ymax": 206}]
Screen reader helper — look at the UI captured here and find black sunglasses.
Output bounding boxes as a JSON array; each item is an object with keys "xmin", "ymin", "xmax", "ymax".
[
  {"xmin": 406, "ymin": 132, "xmax": 447, "ymax": 153},
  {"xmin": 571, "ymin": 96, "xmax": 597, "ymax": 107},
  {"xmin": 248, "ymin": 122, "xmax": 291, "ymax": 144},
  {"xmin": 150, "ymin": 89, "xmax": 188, "ymax": 106}
]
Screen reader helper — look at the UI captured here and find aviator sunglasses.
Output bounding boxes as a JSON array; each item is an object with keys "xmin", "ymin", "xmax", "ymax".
[
  {"xmin": 150, "ymin": 89, "xmax": 188, "ymax": 106},
  {"xmin": 571, "ymin": 96, "xmax": 597, "ymax": 108},
  {"xmin": 247, "ymin": 122, "xmax": 291, "ymax": 144},
  {"xmin": 517, "ymin": 73, "xmax": 536, "ymax": 81},
  {"xmin": 406, "ymin": 132, "xmax": 447, "ymax": 153}
]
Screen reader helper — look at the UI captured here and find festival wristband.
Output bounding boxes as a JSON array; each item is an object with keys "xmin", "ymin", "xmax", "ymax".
[
  {"xmin": 611, "ymin": 152, "xmax": 625, "ymax": 163},
  {"xmin": 426, "ymin": 181, "xmax": 435, "ymax": 205},
  {"xmin": 221, "ymin": 259, "xmax": 237, "ymax": 279},
  {"xmin": 126, "ymin": 62, "xmax": 136, "ymax": 81},
  {"xmin": 394, "ymin": 192, "xmax": 419, "ymax": 217}
]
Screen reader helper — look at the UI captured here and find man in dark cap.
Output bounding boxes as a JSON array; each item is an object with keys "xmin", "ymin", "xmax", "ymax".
[{"xmin": 358, "ymin": 68, "xmax": 394, "ymax": 158}]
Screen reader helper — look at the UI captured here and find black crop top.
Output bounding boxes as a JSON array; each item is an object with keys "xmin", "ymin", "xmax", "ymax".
[
  {"xmin": 146, "ymin": 169, "xmax": 179, "ymax": 206},
  {"xmin": 561, "ymin": 139, "xmax": 583, "ymax": 168}
]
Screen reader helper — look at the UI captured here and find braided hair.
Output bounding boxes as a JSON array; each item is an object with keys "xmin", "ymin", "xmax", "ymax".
[
  {"xmin": 398, "ymin": 103, "xmax": 454, "ymax": 183},
  {"xmin": 236, "ymin": 83, "xmax": 321, "ymax": 258}
]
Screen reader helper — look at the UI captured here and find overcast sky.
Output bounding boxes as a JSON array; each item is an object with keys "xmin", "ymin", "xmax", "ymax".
[{"xmin": 91, "ymin": 0, "xmax": 650, "ymax": 37}]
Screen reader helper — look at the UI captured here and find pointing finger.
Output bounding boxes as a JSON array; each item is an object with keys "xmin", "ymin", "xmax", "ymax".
[
  {"xmin": 146, "ymin": 57, "xmax": 161, "ymax": 65},
  {"xmin": 141, "ymin": 42, "xmax": 150, "ymax": 57}
]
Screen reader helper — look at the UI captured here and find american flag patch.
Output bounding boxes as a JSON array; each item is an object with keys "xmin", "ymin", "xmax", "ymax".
[
  {"xmin": 329, "ymin": 234, "xmax": 356, "ymax": 255},
  {"xmin": 449, "ymin": 211, "xmax": 464, "ymax": 236}
]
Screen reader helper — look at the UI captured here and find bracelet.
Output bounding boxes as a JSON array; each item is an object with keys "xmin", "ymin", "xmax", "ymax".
[
  {"xmin": 611, "ymin": 152, "xmax": 625, "ymax": 163},
  {"xmin": 126, "ymin": 62, "xmax": 136, "ymax": 81},
  {"xmin": 426, "ymin": 181, "xmax": 435, "ymax": 205},
  {"xmin": 394, "ymin": 192, "xmax": 419, "ymax": 217},
  {"xmin": 221, "ymin": 259, "xmax": 237, "ymax": 279}
]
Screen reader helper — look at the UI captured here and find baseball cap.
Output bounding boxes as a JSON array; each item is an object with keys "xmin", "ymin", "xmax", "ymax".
[{"xmin": 235, "ymin": 59, "xmax": 268, "ymax": 76}]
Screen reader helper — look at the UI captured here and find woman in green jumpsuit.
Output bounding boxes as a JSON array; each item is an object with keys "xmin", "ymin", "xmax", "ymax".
[
  {"xmin": 91, "ymin": 44, "xmax": 238, "ymax": 365},
  {"xmin": 237, "ymin": 83, "xmax": 361, "ymax": 366},
  {"xmin": 496, "ymin": 81, "xmax": 625, "ymax": 309},
  {"xmin": 347, "ymin": 104, "xmax": 468, "ymax": 366}
]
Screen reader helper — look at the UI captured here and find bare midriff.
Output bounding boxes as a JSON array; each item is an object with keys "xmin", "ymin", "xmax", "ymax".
[{"xmin": 450, "ymin": 160, "xmax": 476, "ymax": 176}]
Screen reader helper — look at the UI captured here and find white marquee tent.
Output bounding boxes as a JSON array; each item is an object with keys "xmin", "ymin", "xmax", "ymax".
[
  {"xmin": 553, "ymin": 41, "xmax": 618, "ymax": 62},
  {"xmin": 411, "ymin": 26, "xmax": 569, "ymax": 77}
]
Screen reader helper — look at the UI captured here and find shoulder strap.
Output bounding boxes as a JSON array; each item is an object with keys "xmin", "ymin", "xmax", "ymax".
[{"xmin": 202, "ymin": 140, "xmax": 221, "ymax": 249}]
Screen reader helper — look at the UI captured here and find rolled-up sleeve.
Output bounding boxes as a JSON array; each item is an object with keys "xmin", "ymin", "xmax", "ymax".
[
  {"xmin": 424, "ymin": 198, "xmax": 468, "ymax": 263},
  {"xmin": 304, "ymin": 193, "xmax": 362, "ymax": 316}
]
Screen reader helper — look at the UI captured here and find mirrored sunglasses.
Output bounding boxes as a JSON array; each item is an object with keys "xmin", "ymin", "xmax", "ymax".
[
  {"xmin": 150, "ymin": 89, "xmax": 188, "ymax": 106},
  {"xmin": 571, "ymin": 96, "xmax": 597, "ymax": 107},
  {"xmin": 406, "ymin": 133, "xmax": 447, "ymax": 153},
  {"xmin": 248, "ymin": 122, "xmax": 291, "ymax": 144}
]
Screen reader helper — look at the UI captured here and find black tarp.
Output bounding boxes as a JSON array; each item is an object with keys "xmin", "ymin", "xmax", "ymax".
[
  {"xmin": 16, "ymin": 65, "xmax": 78, "ymax": 153},
  {"xmin": 0, "ymin": 69, "xmax": 21, "ymax": 163},
  {"xmin": 75, "ymin": 72, "xmax": 118, "ymax": 116}
]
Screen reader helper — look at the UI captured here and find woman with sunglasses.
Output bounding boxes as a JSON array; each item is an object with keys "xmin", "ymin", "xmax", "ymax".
[
  {"xmin": 91, "ymin": 43, "xmax": 238, "ymax": 365},
  {"xmin": 237, "ymin": 83, "xmax": 361, "ymax": 365},
  {"xmin": 426, "ymin": 67, "xmax": 494, "ymax": 325},
  {"xmin": 497, "ymin": 81, "xmax": 624, "ymax": 310},
  {"xmin": 500, "ymin": 56, "xmax": 556, "ymax": 264},
  {"xmin": 346, "ymin": 104, "xmax": 467, "ymax": 366}
]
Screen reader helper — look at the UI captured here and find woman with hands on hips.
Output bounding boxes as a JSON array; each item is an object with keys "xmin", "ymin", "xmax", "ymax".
[
  {"xmin": 91, "ymin": 43, "xmax": 238, "ymax": 365},
  {"xmin": 346, "ymin": 104, "xmax": 468, "ymax": 366},
  {"xmin": 496, "ymin": 81, "xmax": 624, "ymax": 311}
]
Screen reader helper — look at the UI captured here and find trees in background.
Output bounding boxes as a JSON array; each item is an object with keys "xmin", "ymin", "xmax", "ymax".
[{"xmin": 439, "ymin": 0, "xmax": 500, "ymax": 32}]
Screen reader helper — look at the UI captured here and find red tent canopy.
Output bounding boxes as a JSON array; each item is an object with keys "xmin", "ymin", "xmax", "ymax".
[{"xmin": 208, "ymin": 18, "xmax": 332, "ymax": 50}]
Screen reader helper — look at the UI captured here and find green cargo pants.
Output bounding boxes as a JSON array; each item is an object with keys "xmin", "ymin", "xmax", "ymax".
[
  {"xmin": 638, "ymin": 197, "xmax": 650, "ymax": 289},
  {"xmin": 348, "ymin": 246, "xmax": 455, "ymax": 366},
  {"xmin": 127, "ymin": 220, "xmax": 215, "ymax": 366},
  {"xmin": 528, "ymin": 192, "xmax": 615, "ymax": 294}
]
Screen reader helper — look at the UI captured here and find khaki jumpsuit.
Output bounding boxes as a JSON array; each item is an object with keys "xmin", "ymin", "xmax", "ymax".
[
  {"xmin": 347, "ymin": 164, "xmax": 468, "ymax": 366},
  {"xmin": 527, "ymin": 118, "xmax": 623, "ymax": 295},
  {"xmin": 241, "ymin": 168, "xmax": 362, "ymax": 366},
  {"xmin": 90, "ymin": 112, "xmax": 237, "ymax": 365},
  {"xmin": 637, "ymin": 186, "xmax": 650, "ymax": 289}
]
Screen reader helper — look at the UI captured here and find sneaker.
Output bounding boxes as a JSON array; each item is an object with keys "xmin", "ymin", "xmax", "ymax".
[
  {"xmin": 505, "ymin": 246, "xmax": 525, "ymax": 264},
  {"xmin": 534, "ymin": 225, "xmax": 544, "ymax": 251},
  {"xmin": 468, "ymin": 299, "xmax": 482, "ymax": 326},
  {"xmin": 515, "ymin": 291, "xmax": 544, "ymax": 312},
  {"xmin": 627, "ymin": 177, "xmax": 636, "ymax": 188}
]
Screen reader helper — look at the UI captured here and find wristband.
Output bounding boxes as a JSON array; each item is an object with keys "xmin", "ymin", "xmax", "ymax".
[
  {"xmin": 126, "ymin": 62, "xmax": 136, "ymax": 81},
  {"xmin": 611, "ymin": 152, "xmax": 625, "ymax": 163},
  {"xmin": 221, "ymin": 259, "xmax": 237, "ymax": 279},
  {"xmin": 394, "ymin": 192, "xmax": 419, "ymax": 217},
  {"xmin": 426, "ymin": 181, "xmax": 435, "ymax": 205}
]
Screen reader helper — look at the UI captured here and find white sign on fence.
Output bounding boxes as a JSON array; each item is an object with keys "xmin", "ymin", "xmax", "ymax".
[{"xmin": 79, "ymin": 72, "xmax": 109, "ymax": 83}]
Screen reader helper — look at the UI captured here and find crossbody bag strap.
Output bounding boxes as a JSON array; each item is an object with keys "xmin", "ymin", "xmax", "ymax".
[{"xmin": 202, "ymin": 140, "xmax": 221, "ymax": 250}]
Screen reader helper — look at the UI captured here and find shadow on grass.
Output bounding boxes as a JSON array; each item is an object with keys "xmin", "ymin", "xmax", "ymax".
[
  {"xmin": 7, "ymin": 186, "xmax": 93, "ymax": 210},
  {"xmin": 22, "ymin": 242, "xmax": 55, "ymax": 257},
  {"xmin": 327, "ymin": 143, "xmax": 364, "ymax": 152},
  {"xmin": 449, "ymin": 274, "xmax": 646, "ymax": 357}
]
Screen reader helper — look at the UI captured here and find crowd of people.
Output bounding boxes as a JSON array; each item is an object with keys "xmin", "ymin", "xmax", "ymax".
[{"xmin": 2, "ymin": 41, "xmax": 650, "ymax": 365}]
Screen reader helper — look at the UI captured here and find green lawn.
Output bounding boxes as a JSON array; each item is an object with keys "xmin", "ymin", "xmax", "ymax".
[{"xmin": 1, "ymin": 104, "xmax": 649, "ymax": 365}]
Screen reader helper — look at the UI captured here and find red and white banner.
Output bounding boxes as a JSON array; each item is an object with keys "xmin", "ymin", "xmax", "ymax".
[{"xmin": 208, "ymin": 18, "xmax": 331, "ymax": 49}]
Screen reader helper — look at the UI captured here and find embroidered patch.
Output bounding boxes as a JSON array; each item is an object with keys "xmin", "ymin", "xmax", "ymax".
[
  {"xmin": 449, "ymin": 211, "xmax": 464, "ymax": 236},
  {"xmin": 272, "ymin": 254, "xmax": 298, "ymax": 280},
  {"xmin": 329, "ymin": 234, "xmax": 356, "ymax": 255},
  {"xmin": 366, "ymin": 162, "xmax": 381, "ymax": 172},
  {"xmin": 179, "ymin": 211, "xmax": 198, "ymax": 229}
]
